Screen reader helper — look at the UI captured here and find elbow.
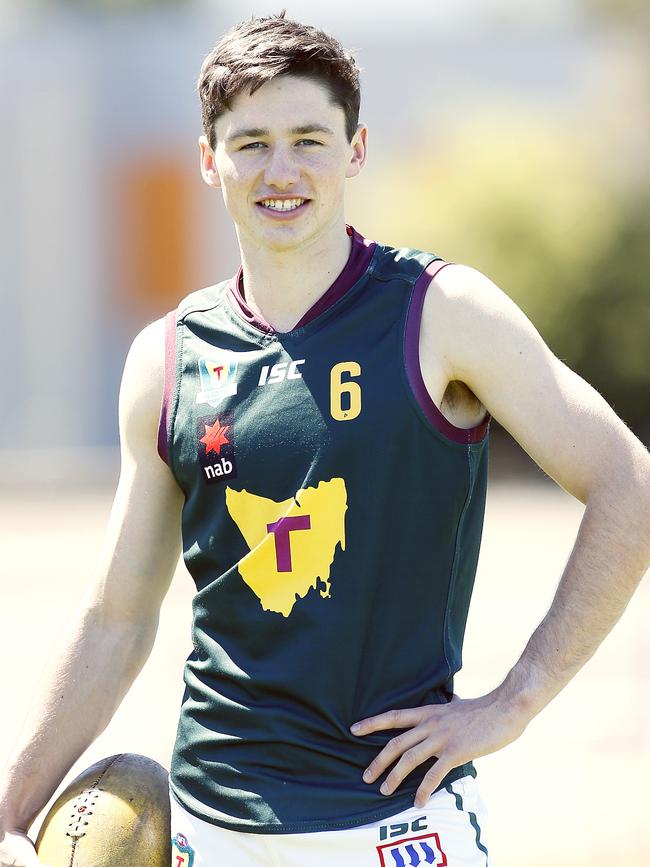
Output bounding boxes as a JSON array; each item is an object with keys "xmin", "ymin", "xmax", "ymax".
[{"xmin": 586, "ymin": 447, "xmax": 650, "ymax": 567}]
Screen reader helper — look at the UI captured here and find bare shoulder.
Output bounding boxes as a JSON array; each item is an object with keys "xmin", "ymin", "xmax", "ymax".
[
  {"xmin": 425, "ymin": 262, "xmax": 530, "ymax": 339},
  {"xmin": 121, "ymin": 317, "xmax": 166, "ymax": 396},
  {"xmin": 423, "ymin": 262, "xmax": 647, "ymax": 501},
  {"xmin": 91, "ymin": 315, "xmax": 182, "ymax": 618},
  {"xmin": 422, "ymin": 262, "xmax": 546, "ymax": 384},
  {"xmin": 418, "ymin": 263, "xmax": 508, "ymax": 427},
  {"xmin": 118, "ymin": 317, "xmax": 169, "ymax": 463}
]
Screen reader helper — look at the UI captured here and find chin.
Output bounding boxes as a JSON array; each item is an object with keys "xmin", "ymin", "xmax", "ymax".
[{"xmin": 256, "ymin": 222, "xmax": 316, "ymax": 252}]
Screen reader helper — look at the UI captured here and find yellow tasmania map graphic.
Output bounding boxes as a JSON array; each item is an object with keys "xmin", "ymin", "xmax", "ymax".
[{"xmin": 225, "ymin": 478, "xmax": 347, "ymax": 617}]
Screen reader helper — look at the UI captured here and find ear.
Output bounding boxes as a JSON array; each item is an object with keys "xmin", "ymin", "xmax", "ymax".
[
  {"xmin": 199, "ymin": 135, "xmax": 221, "ymax": 189},
  {"xmin": 345, "ymin": 123, "xmax": 368, "ymax": 179}
]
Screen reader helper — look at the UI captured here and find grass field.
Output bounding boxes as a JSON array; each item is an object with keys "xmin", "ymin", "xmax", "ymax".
[{"xmin": 1, "ymin": 478, "xmax": 648, "ymax": 866}]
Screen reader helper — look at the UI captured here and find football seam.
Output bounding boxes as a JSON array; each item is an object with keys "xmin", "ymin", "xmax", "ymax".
[{"xmin": 69, "ymin": 754, "xmax": 123, "ymax": 867}]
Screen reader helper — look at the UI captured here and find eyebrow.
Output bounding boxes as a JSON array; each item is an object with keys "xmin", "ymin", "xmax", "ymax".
[{"xmin": 225, "ymin": 124, "xmax": 336, "ymax": 143}]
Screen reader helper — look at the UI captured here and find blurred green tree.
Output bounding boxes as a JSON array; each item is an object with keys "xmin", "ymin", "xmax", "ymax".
[
  {"xmin": 349, "ymin": 109, "xmax": 650, "ymax": 442},
  {"xmin": 579, "ymin": 0, "xmax": 650, "ymax": 28}
]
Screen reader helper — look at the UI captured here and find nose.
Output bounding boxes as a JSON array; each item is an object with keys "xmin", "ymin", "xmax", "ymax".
[{"xmin": 263, "ymin": 143, "xmax": 300, "ymax": 190}]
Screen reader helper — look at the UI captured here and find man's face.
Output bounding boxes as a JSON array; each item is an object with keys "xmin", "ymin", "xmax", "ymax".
[{"xmin": 199, "ymin": 74, "xmax": 367, "ymax": 251}]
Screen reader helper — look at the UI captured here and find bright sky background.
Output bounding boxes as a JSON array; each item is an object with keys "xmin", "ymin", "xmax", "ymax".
[
  {"xmin": 208, "ymin": 0, "xmax": 582, "ymax": 36},
  {"xmin": 0, "ymin": 0, "xmax": 586, "ymax": 40}
]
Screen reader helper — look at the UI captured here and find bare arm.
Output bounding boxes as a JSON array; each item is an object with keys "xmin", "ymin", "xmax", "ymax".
[
  {"xmin": 351, "ymin": 264, "xmax": 650, "ymax": 806},
  {"xmin": 432, "ymin": 264, "xmax": 650, "ymax": 714},
  {"xmin": 0, "ymin": 317, "xmax": 184, "ymax": 842}
]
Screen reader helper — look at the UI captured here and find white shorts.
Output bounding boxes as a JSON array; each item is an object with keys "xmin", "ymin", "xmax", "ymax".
[{"xmin": 169, "ymin": 775, "xmax": 490, "ymax": 866}]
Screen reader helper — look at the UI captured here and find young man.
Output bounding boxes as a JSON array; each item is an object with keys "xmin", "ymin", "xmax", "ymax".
[{"xmin": 1, "ymin": 11, "xmax": 649, "ymax": 867}]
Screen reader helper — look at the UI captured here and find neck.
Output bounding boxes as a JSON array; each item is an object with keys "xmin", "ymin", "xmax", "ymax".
[{"xmin": 236, "ymin": 219, "xmax": 352, "ymax": 333}]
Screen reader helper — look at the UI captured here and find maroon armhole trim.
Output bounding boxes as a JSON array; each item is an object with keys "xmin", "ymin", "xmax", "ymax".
[
  {"xmin": 405, "ymin": 261, "xmax": 490, "ymax": 444},
  {"xmin": 157, "ymin": 309, "xmax": 177, "ymax": 464}
]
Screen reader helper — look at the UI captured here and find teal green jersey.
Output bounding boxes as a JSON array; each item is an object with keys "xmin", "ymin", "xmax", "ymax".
[{"xmin": 158, "ymin": 225, "xmax": 490, "ymax": 833}]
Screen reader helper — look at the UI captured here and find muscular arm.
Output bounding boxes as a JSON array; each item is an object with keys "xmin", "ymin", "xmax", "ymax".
[
  {"xmin": 352, "ymin": 264, "xmax": 650, "ymax": 806},
  {"xmin": 431, "ymin": 264, "xmax": 650, "ymax": 716},
  {"xmin": 0, "ymin": 318, "xmax": 184, "ymax": 838}
]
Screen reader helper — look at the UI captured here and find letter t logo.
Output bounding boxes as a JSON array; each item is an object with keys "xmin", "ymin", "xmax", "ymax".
[{"xmin": 266, "ymin": 515, "xmax": 311, "ymax": 572}]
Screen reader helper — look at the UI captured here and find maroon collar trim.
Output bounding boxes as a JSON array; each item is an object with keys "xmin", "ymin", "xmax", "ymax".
[{"xmin": 226, "ymin": 225, "xmax": 376, "ymax": 335}]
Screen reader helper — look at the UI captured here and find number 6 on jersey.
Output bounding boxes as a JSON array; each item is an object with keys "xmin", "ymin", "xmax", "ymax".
[{"xmin": 330, "ymin": 361, "xmax": 362, "ymax": 421}]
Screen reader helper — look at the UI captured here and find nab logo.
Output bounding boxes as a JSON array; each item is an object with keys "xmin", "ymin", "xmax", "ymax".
[
  {"xmin": 376, "ymin": 832, "xmax": 447, "ymax": 867},
  {"xmin": 258, "ymin": 359, "xmax": 305, "ymax": 386},
  {"xmin": 204, "ymin": 457, "xmax": 233, "ymax": 480},
  {"xmin": 197, "ymin": 410, "xmax": 238, "ymax": 484}
]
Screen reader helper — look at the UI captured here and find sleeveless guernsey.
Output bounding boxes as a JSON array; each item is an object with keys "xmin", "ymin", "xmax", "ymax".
[{"xmin": 158, "ymin": 225, "xmax": 490, "ymax": 834}]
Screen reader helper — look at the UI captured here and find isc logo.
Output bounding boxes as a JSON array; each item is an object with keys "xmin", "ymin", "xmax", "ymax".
[
  {"xmin": 258, "ymin": 359, "xmax": 305, "ymax": 386},
  {"xmin": 379, "ymin": 816, "xmax": 428, "ymax": 841}
]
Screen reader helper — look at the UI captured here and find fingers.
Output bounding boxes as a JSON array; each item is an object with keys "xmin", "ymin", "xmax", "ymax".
[
  {"xmin": 350, "ymin": 706, "xmax": 428, "ymax": 734},
  {"xmin": 352, "ymin": 702, "xmax": 468, "ymax": 807},
  {"xmin": 378, "ymin": 740, "xmax": 443, "ymax": 796},
  {"xmin": 362, "ymin": 728, "xmax": 427, "ymax": 784},
  {"xmin": 0, "ymin": 830, "xmax": 51, "ymax": 867},
  {"xmin": 413, "ymin": 759, "xmax": 455, "ymax": 808}
]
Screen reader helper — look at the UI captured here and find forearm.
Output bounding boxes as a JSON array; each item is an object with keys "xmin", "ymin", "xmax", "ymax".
[
  {"xmin": 0, "ymin": 602, "xmax": 157, "ymax": 832},
  {"xmin": 497, "ymin": 471, "xmax": 650, "ymax": 722}
]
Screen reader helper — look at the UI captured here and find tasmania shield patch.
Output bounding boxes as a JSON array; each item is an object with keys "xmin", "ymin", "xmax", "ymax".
[{"xmin": 171, "ymin": 832, "xmax": 195, "ymax": 867}]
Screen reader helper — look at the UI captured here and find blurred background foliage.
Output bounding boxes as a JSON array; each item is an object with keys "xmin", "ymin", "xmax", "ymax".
[
  {"xmin": 582, "ymin": 0, "xmax": 650, "ymax": 27},
  {"xmin": 350, "ymin": 107, "xmax": 650, "ymax": 442}
]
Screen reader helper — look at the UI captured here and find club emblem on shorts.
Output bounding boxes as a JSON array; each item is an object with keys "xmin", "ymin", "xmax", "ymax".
[
  {"xmin": 171, "ymin": 832, "xmax": 195, "ymax": 867},
  {"xmin": 376, "ymin": 832, "xmax": 447, "ymax": 867},
  {"xmin": 196, "ymin": 353, "xmax": 239, "ymax": 407},
  {"xmin": 197, "ymin": 410, "xmax": 238, "ymax": 484}
]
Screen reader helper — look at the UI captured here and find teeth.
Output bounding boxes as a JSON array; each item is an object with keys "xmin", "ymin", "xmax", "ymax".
[{"xmin": 261, "ymin": 198, "xmax": 306, "ymax": 211}]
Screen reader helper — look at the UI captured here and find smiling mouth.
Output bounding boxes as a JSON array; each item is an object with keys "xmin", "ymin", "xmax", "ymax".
[{"xmin": 256, "ymin": 197, "xmax": 310, "ymax": 213}]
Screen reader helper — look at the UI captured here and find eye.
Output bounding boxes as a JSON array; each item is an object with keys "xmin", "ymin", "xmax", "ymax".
[
  {"xmin": 297, "ymin": 139, "xmax": 321, "ymax": 146},
  {"xmin": 239, "ymin": 141, "xmax": 266, "ymax": 150}
]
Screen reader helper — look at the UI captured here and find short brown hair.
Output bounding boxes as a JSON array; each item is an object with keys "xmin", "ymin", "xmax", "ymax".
[{"xmin": 197, "ymin": 10, "xmax": 361, "ymax": 150}]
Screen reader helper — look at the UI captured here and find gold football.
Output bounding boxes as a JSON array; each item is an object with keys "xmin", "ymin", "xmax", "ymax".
[{"xmin": 35, "ymin": 753, "xmax": 171, "ymax": 866}]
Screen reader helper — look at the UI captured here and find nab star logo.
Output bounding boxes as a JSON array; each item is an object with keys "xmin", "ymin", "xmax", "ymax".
[
  {"xmin": 171, "ymin": 832, "xmax": 195, "ymax": 867},
  {"xmin": 197, "ymin": 410, "xmax": 237, "ymax": 484},
  {"xmin": 200, "ymin": 418, "xmax": 230, "ymax": 455},
  {"xmin": 376, "ymin": 832, "xmax": 447, "ymax": 867}
]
